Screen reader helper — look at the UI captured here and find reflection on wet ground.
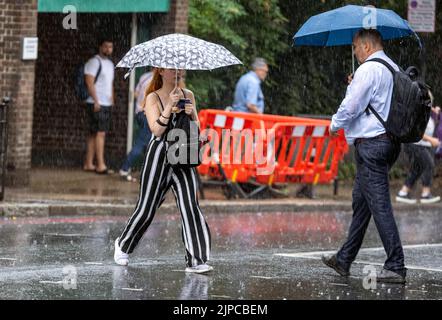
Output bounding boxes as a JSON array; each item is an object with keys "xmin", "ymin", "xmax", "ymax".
[{"xmin": 0, "ymin": 209, "xmax": 441, "ymax": 299}]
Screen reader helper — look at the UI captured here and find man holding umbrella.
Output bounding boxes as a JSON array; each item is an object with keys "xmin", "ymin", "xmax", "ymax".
[{"xmin": 322, "ymin": 29, "xmax": 407, "ymax": 284}]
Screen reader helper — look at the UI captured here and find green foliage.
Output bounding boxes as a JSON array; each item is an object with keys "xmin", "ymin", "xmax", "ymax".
[
  {"xmin": 188, "ymin": 0, "xmax": 442, "ymax": 114},
  {"xmin": 188, "ymin": 0, "xmax": 288, "ymax": 108},
  {"xmin": 338, "ymin": 157, "xmax": 407, "ymax": 181},
  {"xmin": 338, "ymin": 160, "xmax": 356, "ymax": 181}
]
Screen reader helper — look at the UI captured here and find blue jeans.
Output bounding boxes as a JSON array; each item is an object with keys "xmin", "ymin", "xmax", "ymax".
[
  {"xmin": 337, "ymin": 135, "xmax": 406, "ymax": 276},
  {"xmin": 121, "ymin": 112, "xmax": 152, "ymax": 172}
]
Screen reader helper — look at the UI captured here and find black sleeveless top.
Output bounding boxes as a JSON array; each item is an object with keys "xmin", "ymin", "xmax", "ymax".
[
  {"xmin": 154, "ymin": 89, "xmax": 201, "ymax": 168},
  {"xmin": 153, "ymin": 89, "xmax": 187, "ymax": 138}
]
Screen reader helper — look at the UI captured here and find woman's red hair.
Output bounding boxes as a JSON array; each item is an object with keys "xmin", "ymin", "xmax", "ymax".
[{"xmin": 142, "ymin": 68, "xmax": 186, "ymax": 108}]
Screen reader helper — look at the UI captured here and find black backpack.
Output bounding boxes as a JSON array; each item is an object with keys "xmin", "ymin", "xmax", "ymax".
[
  {"xmin": 74, "ymin": 57, "xmax": 101, "ymax": 101},
  {"xmin": 167, "ymin": 111, "xmax": 202, "ymax": 169},
  {"xmin": 165, "ymin": 90, "xmax": 206, "ymax": 169},
  {"xmin": 365, "ymin": 58, "xmax": 431, "ymax": 143}
]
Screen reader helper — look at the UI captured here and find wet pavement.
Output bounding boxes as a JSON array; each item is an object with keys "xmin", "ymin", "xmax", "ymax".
[{"xmin": 0, "ymin": 209, "xmax": 441, "ymax": 300}]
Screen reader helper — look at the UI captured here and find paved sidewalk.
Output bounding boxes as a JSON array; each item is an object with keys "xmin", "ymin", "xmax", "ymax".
[{"xmin": 0, "ymin": 168, "xmax": 440, "ymax": 217}]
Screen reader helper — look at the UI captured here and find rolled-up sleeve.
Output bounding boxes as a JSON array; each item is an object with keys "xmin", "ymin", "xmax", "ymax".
[
  {"xmin": 245, "ymin": 81, "xmax": 260, "ymax": 106},
  {"xmin": 331, "ymin": 65, "xmax": 375, "ymax": 132}
]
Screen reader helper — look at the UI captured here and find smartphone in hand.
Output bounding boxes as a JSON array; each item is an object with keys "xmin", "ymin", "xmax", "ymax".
[{"xmin": 177, "ymin": 98, "xmax": 192, "ymax": 110}]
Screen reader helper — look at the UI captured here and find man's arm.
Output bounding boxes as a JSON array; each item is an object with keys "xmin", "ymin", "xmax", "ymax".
[
  {"xmin": 245, "ymin": 81, "xmax": 262, "ymax": 114},
  {"xmin": 246, "ymin": 103, "xmax": 261, "ymax": 114},
  {"xmin": 330, "ymin": 65, "xmax": 375, "ymax": 133},
  {"xmin": 84, "ymin": 58, "xmax": 101, "ymax": 111},
  {"xmin": 85, "ymin": 75, "xmax": 100, "ymax": 110},
  {"xmin": 112, "ymin": 85, "xmax": 115, "ymax": 106}
]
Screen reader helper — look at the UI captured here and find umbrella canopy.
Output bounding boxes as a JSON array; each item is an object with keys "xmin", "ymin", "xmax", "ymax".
[
  {"xmin": 117, "ymin": 33, "xmax": 242, "ymax": 78},
  {"xmin": 293, "ymin": 5, "xmax": 415, "ymax": 47}
]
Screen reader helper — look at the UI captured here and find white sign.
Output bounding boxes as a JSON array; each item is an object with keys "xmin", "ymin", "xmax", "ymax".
[
  {"xmin": 21, "ymin": 37, "xmax": 38, "ymax": 60},
  {"xmin": 408, "ymin": 0, "xmax": 436, "ymax": 33}
]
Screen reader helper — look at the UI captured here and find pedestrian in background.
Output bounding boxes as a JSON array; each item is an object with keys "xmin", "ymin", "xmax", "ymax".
[
  {"xmin": 83, "ymin": 38, "xmax": 115, "ymax": 174},
  {"xmin": 119, "ymin": 70, "xmax": 153, "ymax": 182},
  {"xmin": 435, "ymin": 104, "xmax": 442, "ymax": 159},
  {"xmin": 232, "ymin": 57, "xmax": 268, "ymax": 114},
  {"xmin": 396, "ymin": 86, "xmax": 441, "ymax": 204}
]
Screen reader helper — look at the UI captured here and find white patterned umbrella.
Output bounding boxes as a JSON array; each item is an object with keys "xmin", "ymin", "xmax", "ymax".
[{"xmin": 117, "ymin": 33, "xmax": 242, "ymax": 79}]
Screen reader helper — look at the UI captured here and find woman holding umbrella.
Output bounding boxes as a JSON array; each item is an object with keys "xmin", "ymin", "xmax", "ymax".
[
  {"xmin": 113, "ymin": 33, "xmax": 241, "ymax": 273},
  {"xmin": 113, "ymin": 67, "xmax": 212, "ymax": 273}
]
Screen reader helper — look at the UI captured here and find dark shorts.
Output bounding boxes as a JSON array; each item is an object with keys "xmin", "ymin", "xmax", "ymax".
[{"xmin": 86, "ymin": 104, "xmax": 112, "ymax": 133}]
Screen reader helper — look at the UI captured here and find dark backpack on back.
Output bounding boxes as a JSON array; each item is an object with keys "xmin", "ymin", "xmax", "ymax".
[
  {"xmin": 74, "ymin": 57, "xmax": 102, "ymax": 101},
  {"xmin": 365, "ymin": 58, "xmax": 431, "ymax": 143}
]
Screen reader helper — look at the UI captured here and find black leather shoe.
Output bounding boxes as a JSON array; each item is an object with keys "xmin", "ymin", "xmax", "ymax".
[
  {"xmin": 321, "ymin": 254, "xmax": 350, "ymax": 276},
  {"xmin": 377, "ymin": 268, "xmax": 406, "ymax": 284}
]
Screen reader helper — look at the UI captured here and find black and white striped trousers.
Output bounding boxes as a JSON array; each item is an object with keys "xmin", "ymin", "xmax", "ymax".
[{"xmin": 118, "ymin": 138, "xmax": 211, "ymax": 267}]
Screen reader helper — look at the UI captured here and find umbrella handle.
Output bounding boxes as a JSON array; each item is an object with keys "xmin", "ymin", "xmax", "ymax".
[{"xmin": 124, "ymin": 68, "xmax": 133, "ymax": 80}]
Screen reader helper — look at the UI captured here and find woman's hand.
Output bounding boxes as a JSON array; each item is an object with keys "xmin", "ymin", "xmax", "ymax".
[
  {"xmin": 169, "ymin": 87, "xmax": 180, "ymax": 108},
  {"xmin": 184, "ymin": 101, "xmax": 194, "ymax": 115}
]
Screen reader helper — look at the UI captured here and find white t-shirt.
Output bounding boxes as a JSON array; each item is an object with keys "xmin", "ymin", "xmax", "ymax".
[
  {"xmin": 84, "ymin": 54, "xmax": 115, "ymax": 106},
  {"xmin": 415, "ymin": 117, "xmax": 435, "ymax": 148},
  {"xmin": 135, "ymin": 72, "xmax": 153, "ymax": 113}
]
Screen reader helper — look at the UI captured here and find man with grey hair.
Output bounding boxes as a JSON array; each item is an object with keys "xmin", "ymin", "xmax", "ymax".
[
  {"xmin": 232, "ymin": 57, "xmax": 268, "ymax": 113},
  {"xmin": 322, "ymin": 28, "xmax": 407, "ymax": 284}
]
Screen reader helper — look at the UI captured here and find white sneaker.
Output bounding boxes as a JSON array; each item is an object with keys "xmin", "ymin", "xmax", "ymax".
[
  {"xmin": 119, "ymin": 169, "xmax": 136, "ymax": 182},
  {"xmin": 114, "ymin": 238, "xmax": 129, "ymax": 266},
  {"xmin": 395, "ymin": 193, "xmax": 417, "ymax": 204},
  {"xmin": 420, "ymin": 194, "xmax": 441, "ymax": 204},
  {"xmin": 185, "ymin": 264, "xmax": 213, "ymax": 274}
]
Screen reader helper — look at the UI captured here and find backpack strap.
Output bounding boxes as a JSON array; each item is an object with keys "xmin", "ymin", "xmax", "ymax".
[
  {"xmin": 365, "ymin": 58, "xmax": 396, "ymax": 75},
  {"xmin": 364, "ymin": 58, "xmax": 395, "ymax": 120},
  {"xmin": 366, "ymin": 104, "xmax": 387, "ymax": 128},
  {"xmin": 94, "ymin": 56, "xmax": 102, "ymax": 84},
  {"xmin": 180, "ymin": 88, "xmax": 186, "ymax": 98}
]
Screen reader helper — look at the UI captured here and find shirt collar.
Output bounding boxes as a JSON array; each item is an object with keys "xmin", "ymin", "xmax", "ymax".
[
  {"xmin": 366, "ymin": 50, "xmax": 386, "ymax": 61},
  {"xmin": 249, "ymin": 71, "xmax": 261, "ymax": 83}
]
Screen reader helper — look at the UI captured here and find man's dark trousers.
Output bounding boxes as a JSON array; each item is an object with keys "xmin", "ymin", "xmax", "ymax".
[{"xmin": 336, "ymin": 135, "xmax": 406, "ymax": 276}]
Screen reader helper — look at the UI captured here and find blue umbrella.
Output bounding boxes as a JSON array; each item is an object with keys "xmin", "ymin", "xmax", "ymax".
[{"xmin": 293, "ymin": 5, "xmax": 419, "ymax": 72}]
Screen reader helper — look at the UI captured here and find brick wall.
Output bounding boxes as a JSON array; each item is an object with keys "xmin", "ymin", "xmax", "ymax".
[
  {"xmin": 32, "ymin": 13, "xmax": 133, "ymax": 168},
  {"xmin": 0, "ymin": 0, "xmax": 38, "ymax": 186},
  {"xmin": 31, "ymin": 0, "xmax": 189, "ymax": 169},
  {"xmin": 151, "ymin": 0, "xmax": 188, "ymax": 37},
  {"xmin": 1, "ymin": 0, "xmax": 189, "ymax": 180}
]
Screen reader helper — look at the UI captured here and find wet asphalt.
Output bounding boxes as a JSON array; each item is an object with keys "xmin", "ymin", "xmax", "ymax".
[{"xmin": 0, "ymin": 208, "xmax": 441, "ymax": 300}]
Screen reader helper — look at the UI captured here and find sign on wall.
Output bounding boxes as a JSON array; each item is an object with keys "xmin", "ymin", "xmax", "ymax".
[
  {"xmin": 21, "ymin": 37, "xmax": 39, "ymax": 60},
  {"xmin": 408, "ymin": 0, "xmax": 436, "ymax": 33}
]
